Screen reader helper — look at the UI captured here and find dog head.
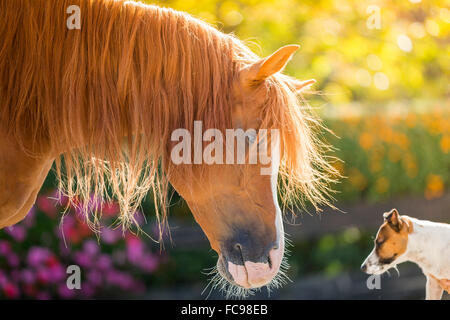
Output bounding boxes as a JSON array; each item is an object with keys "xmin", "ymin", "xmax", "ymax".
[{"xmin": 361, "ymin": 209, "xmax": 413, "ymax": 274}]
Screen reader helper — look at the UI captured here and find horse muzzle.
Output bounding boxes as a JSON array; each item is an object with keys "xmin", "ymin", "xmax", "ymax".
[{"xmin": 217, "ymin": 228, "xmax": 284, "ymax": 289}]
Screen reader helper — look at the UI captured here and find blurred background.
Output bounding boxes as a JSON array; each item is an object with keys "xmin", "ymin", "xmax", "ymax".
[{"xmin": 0, "ymin": 0, "xmax": 448, "ymax": 299}]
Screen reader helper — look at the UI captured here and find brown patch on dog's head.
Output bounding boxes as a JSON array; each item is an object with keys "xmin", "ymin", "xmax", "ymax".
[{"xmin": 374, "ymin": 209, "xmax": 413, "ymax": 264}]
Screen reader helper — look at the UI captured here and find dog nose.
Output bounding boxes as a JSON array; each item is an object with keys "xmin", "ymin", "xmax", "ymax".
[
  {"xmin": 220, "ymin": 229, "xmax": 283, "ymax": 289},
  {"xmin": 361, "ymin": 263, "xmax": 367, "ymax": 273}
]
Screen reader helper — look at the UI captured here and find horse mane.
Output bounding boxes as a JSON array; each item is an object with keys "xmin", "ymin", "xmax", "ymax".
[{"xmin": 0, "ymin": 0, "xmax": 336, "ymax": 234}]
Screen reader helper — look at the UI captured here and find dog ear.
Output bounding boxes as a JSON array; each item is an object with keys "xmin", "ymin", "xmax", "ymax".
[{"xmin": 383, "ymin": 209, "xmax": 403, "ymax": 232}]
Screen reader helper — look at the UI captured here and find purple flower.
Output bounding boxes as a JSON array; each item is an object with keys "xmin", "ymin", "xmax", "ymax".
[
  {"xmin": 0, "ymin": 271, "xmax": 8, "ymax": 286},
  {"xmin": 58, "ymin": 283, "xmax": 76, "ymax": 299},
  {"xmin": 83, "ymin": 240, "xmax": 100, "ymax": 256},
  {"xmin": 105, "ymin": 270, "xmax": 135, "ymax": 290},
  {"xmin": 0, "ymin": 240, "xmax": 11, "ymax": 255},
  {"xmin": 97, "ymin": 254, "xmax": 112, "ymax": 271},
  {"xmin": 6, "ymin": 252, "xmax": 20, "ymax": 268},
  {"xmin": 139, "ymin": 253, "xmax": 159, "ymax": 273},
  {"xmin": 74, "ymin": 251, "xmax": 93, "ymax": 268},
  {"xmin": 27, "ymin": 247, "xmax": 52, "ymax": 267},
  {"xmin": 36, "ymin": 291, "xmax": 51, "ymax": 300},
  {"xmin": 100, "ymin": 228, "xmax": 122, "ymax": 244},
  {"xmin": 50, "ymin": 189, "xmax": 69, "ymax": 207},
  {"xmin": 48, "ymin": 265, "xmax": 65, "ymax": 283},
  {"xmin": 5, "ymin": 225, "xmax": 27, "ymax": 242},
  {"xmin": 132, "ymin": 210, "xmax": 145, "ymax": 225},
  {"xmin": 23, "ymin": 206, "xmax": 37, "ymax": 228},
  {"xmin": 20, "ymin": 270, "xmax": 36, "ymax": 284},
  {"xmin": 81, "ymin": 283, "xmax": 95, "ymax": 298},
  {"xmin": 86, "ymin": 270, "xmax": 103, "ymax": 287}
]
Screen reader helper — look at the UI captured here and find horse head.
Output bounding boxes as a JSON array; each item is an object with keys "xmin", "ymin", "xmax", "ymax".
[{"xmin": 168, "ymin": 45, "xmax": 318, "ymax": 292}]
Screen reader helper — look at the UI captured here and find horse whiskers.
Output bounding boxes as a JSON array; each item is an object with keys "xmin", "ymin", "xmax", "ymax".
[{"xmin": 202, "ymin": 246, "xmax": 291, "ymax": 299}]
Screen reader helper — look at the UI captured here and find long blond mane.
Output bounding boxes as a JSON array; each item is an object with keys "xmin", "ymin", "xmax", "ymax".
[{"xmin": 0, "ymin": 0, "xmax": 336, "ymax": 234}]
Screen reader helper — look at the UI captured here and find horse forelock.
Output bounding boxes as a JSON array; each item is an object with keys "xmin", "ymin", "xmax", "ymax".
[{"xmin": 0, "ymin": 0, "xmax": 336, "ymax": 235}]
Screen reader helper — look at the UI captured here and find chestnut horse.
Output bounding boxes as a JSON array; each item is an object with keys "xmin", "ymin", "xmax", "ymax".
[{"xmin": 0, "ymin": 0, "xmax": 335, "ymax": 296}]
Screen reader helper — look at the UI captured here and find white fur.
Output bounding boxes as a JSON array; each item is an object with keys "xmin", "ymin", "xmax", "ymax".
[{"xmin": 363, "ymin": 216, "xmax": 450, "ymax": 300}]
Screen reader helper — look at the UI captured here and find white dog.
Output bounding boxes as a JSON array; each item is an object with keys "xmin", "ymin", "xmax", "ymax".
[{"xmin": 361, "ymin": 208, "xmax": 450, "ymax": 300}]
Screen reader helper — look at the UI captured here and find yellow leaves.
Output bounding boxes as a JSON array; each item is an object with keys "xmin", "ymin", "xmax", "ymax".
[
  {"xmin": 359, "ymin": 132, "xmax": 374, "ymax": 150},
  {"xmin": 375, "ymin": 177, "xmax": 390, "ymax": 194},
  {"xmin": 441, "ymin": 135, "xmax": 450, "ymax": 153},
  {"xmin": 425, "ymin": 174, "xmax": 444, "ymax": 200},
  {"xmin": 150, "ymin": 0, "xmax": 448, "ymax": 105},
  {"xmin": 388, "ymin": 148, "xmax": 402, "ymax": 163},
  {"xmin": 348, "ymin": 168, "xmax": 367, "ymax": 191},
  {"xmin": 332, "ymin": 161, "xmax": 345, "ymax": 176},
  {"xmin": 402, "ymin": 153, "xmax": 418, "ymax": 178},
  {"xmin": 405, "ymin": 113, "xmax": 416, "ymax": 128},
  {"xmin": 219, "ymin": 1, "xmax": 243, "ymax": 27},
  {"xmin": 393, "ymin": 132, "xmax": 410, "ymax": 150},
  {"xmin": 330, "ymin": 107, "xmax": 449, "ymax": 202},
  {"xmin": 369, "ymin": 159, "xmax": 382, "ymax": 173}
]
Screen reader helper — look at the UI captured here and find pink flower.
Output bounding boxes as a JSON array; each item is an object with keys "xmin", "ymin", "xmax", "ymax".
[
  {"xmin": 101, "ymin": 201, "xmax": 120, "ymax": 217},
  {"xmin": 126, "ymin": 235, "xmax": 144, "ymax": 264},
  {"xmin": 36, "ymin": 194, "xmax": 58, "ymax": 217},
  {"xmin": 36, "ymin": 268, "xmax": 51, "ymax": 284},
  {"xmin": 3, "ymin": 283, "xmax": 20, "ymax": 299}
]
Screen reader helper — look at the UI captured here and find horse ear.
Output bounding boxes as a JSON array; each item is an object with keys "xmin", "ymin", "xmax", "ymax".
[
  {"xmin": 243, "ymin": 45, "xmax": 300, "ymax": 86},
  {"xmin": 293, "ymin": 79, "xmax": 316, "ymax": 92}
]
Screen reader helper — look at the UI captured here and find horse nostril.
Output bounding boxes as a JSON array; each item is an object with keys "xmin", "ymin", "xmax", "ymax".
[
  {"xmin": 267, "ymin": 254, "xmax": 272, "ymax": 269},
  {"xmin": 234, "ymin": 243, "xmax": 245, "ymax": 264}
]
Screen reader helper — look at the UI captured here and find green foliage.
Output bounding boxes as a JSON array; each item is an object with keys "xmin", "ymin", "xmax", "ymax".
[{"xmin": 289, "ymin": 227, "xmax": 373, "ymax": 277}]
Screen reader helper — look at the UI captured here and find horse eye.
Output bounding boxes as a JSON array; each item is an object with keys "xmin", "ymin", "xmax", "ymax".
[{"xmin": 247, "ymin": 134, "xmax": 257, "ymax": 145}]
